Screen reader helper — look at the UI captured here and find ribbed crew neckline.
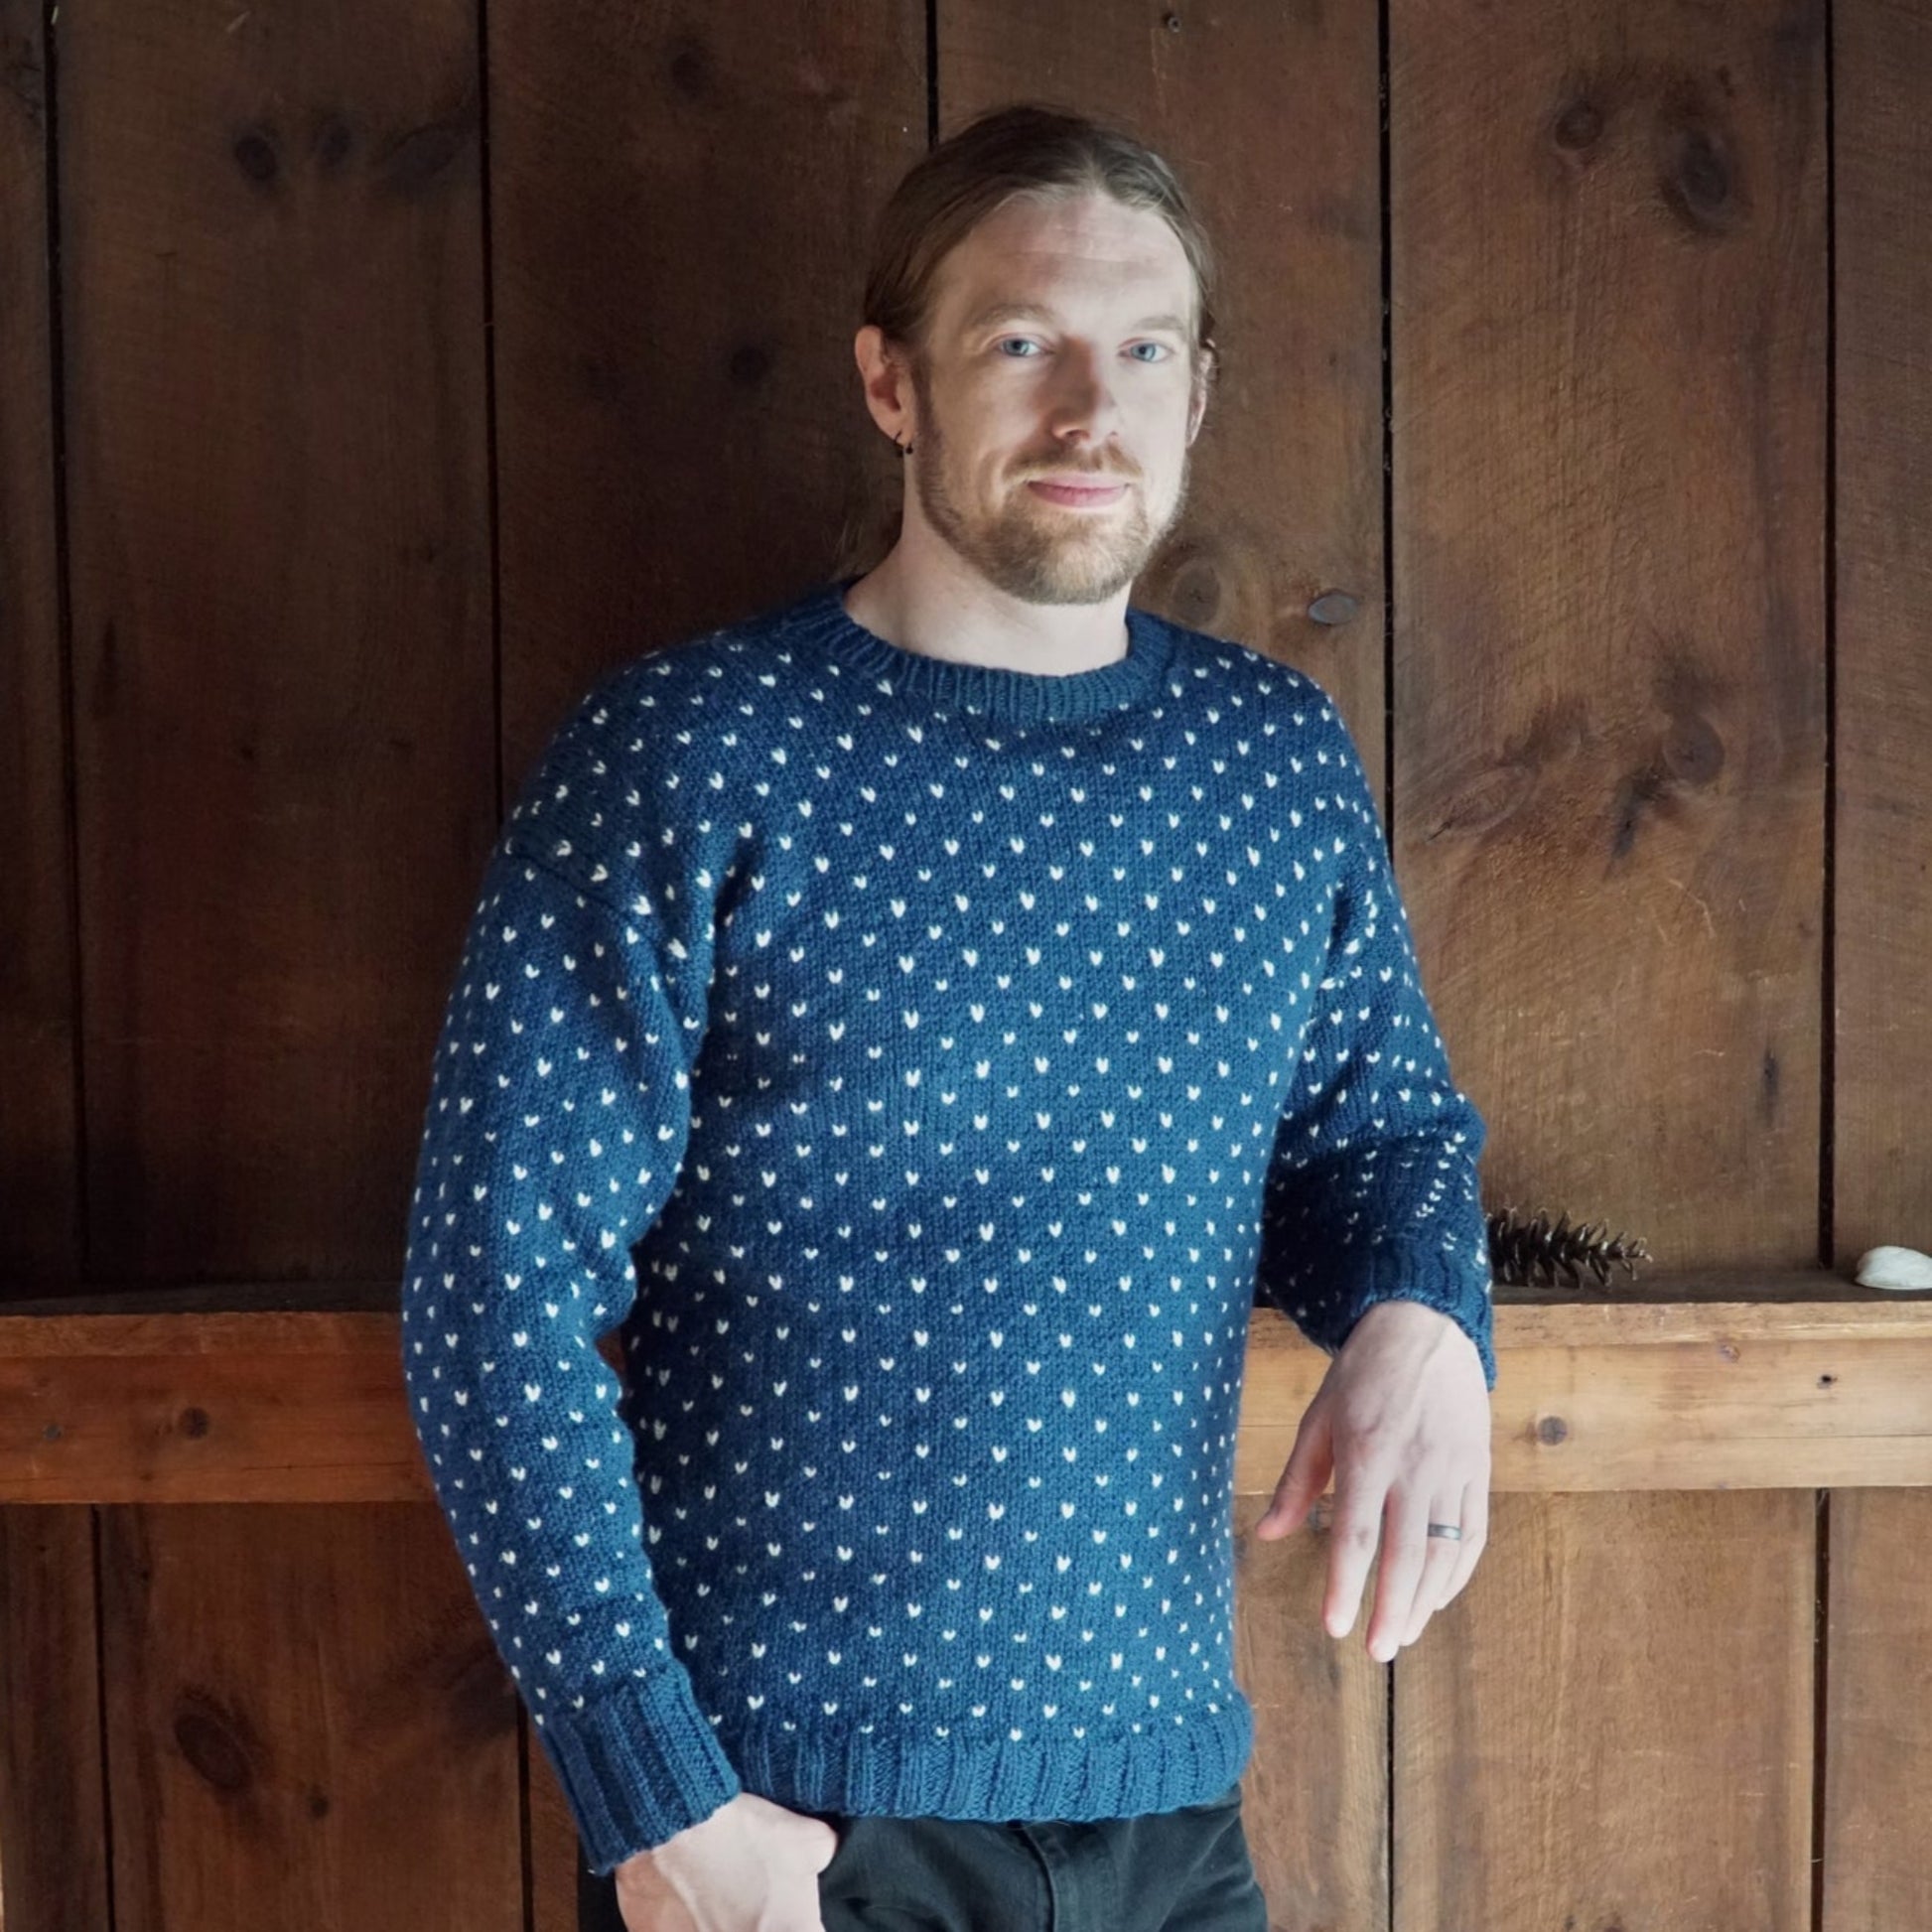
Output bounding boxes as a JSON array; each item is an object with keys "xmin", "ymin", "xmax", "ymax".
[{"xmin": 780, "ymin": 575, "xmax": 1175, "ymax": 727}]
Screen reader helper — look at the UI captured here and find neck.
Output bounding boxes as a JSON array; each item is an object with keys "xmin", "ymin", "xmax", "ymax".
[{"xmin": 843, "ymin": 546, "xmax": 1133, "ymax": 678}]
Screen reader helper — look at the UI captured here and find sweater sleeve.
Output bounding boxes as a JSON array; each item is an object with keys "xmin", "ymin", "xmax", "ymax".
[
  {"xmin": 1253, "ymin": 699, "xmax": 1498, "ymax": 1393},
  {"xmin": 399, "ymin": 743, "xmax": 742, "ymax": 1871}
]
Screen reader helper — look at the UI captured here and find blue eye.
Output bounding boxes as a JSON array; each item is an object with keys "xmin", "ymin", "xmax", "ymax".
[{"xmin": 993, "ymin": 338, "xmax": 1173, "ymax": 361}]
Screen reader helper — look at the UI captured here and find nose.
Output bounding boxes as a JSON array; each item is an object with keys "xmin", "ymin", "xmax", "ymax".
[{"xmin": 1043, "ymin": 344, "xmax": 1124, "ymax": 446}]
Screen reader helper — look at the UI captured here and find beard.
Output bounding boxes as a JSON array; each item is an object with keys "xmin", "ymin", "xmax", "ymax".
[{"xmin": 906, "ymin": 359, "xmax": 1191, "ymax": 607}]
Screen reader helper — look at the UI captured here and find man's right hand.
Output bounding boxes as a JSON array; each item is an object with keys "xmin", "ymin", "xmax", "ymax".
[{"xmin": 610, "ymin": 1791, "xmax": 841, "ymax": 1931}]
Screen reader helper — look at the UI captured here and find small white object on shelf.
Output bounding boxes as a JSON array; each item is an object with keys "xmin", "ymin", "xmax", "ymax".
[{"xmin": 1856, "ymin": 1245, "xmax": 1932, "ymax": 1291}]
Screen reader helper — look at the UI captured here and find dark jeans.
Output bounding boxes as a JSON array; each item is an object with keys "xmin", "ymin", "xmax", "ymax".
[{"xmin": 580, "ymin": 1780, "xmax": 1268, "ymax": 1931}]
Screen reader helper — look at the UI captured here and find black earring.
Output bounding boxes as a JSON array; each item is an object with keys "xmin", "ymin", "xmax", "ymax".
[{"xmin": 896, "ymin": 434, "xmax": 914, "ymax": 458}]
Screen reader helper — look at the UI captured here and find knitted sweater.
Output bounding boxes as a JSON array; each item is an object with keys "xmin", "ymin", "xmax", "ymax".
[{"xmin": 398, "ymin": 576, "xmax": 1495, "ymax": 1876}]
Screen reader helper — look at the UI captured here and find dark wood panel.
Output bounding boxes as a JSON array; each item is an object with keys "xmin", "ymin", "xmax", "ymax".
[
  {"xmin": 943, "ymin": 2, "xmax": 1388, "ymax": 734},
  {"xmin": 1388, "ymin": 2, "xmax": 1830, "ymax": 1926},
  {"xmin": 1824, "ymin": 1489, "xmax": 1932, "ymax": 1928},
  {"xmin": 98, "ymin": 1503, "xmax": 523, "ymax": 1931},
  {"xmin": 1404, "ymin": 1492, "xmax": 1815, "ymax": 1930},
  {"xmin": 1824, "ymin": 1, "xmax": 1932, "ymax": 1916},
  {"xmin": 0, "ymin": 0, "xmax": 81, "ymax": 1287},
  {"xmin": 1392, "ymin": 0, "xmax": 1829, "ymax": 1264},
  {"xmin": 486, "ymin": 0, "xmax": 928, "ymax": 776},
  {"xmin": 58, "ymin": 0, "xmax": 498, "ymax": 1281},
  {"xmin": 1834, "ymin": 0, "xmax": 1932, "ymax": 1265},
  {"xmin": 529, "ymin": 1718, "xmax": 583, "ymax": 1931},
  {"xmin": 1232, "ymin": 1489, "xmax": 1387, "ymax": 1927},
  {"xmin": 939, "ymin": 15, "xmax": 1402, "ymax": 1926},
  {"xmin": 0, "ymin": 1505, "xmax": 111, "ymax": 1932}
]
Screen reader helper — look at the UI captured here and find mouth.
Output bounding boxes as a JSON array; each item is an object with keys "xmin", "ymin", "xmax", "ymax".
[{"xmin": 1026, "ymin": 479, "xmax": 1129, "ymax": 508}]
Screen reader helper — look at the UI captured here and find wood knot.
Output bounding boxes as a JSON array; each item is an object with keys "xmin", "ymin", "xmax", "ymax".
[
  {"xmin": 174, "ymin": 1690, "xmax": 261, "ymax": 1794},
  {"xmin": 1553, "ymin": 98, "xmax": 1603, "ymax": 150},
  {"xmin": 231, "ymin": 126, "xmax": 279, "ymax": 183},
  {"xmin": 312, "ymin": 113, "xmax": 353, "ymax": 171},
  {"xmin": 729, "ymin": 342, "xmax": 774, "ymax": 387},
  {"xmin": 668, "ymin": 34, "xmax": 712, "ymax": 97}
]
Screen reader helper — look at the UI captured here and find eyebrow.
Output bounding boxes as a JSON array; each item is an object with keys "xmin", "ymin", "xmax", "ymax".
[{"xmin": 959, "ymin": 301, "xmax": 1192, "ymax": 341}]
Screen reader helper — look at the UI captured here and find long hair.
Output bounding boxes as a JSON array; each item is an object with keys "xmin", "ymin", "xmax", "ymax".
[{"xmin": 829, "ymin": 102, "xmax": 1221, "ymax": 581}]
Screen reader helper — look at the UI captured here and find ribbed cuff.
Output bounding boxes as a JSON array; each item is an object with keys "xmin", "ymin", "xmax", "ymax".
[
  {"xmin": 1329, "ymin": 1241, "xmax": 1499, "ymax": 1392},
  {"xmin": 534, "ymin": 1671, "xmax": 745, "ymax": 1876}
]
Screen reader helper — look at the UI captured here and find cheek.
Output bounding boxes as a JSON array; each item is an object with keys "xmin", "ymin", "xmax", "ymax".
[{"xmin": 957, "ymin": 377, "xmax": 1043, "ymax": 448}]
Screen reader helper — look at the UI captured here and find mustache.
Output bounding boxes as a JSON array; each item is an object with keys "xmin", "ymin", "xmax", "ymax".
[{"xmin": 1018, "ymin": 464, "xmax": 1138, "ymax": 483}]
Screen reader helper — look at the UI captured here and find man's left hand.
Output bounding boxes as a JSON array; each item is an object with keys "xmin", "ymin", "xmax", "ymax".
[{"xmin": 1251, "ymin": 1299, "xmax": 1492, "ymax": 1662}]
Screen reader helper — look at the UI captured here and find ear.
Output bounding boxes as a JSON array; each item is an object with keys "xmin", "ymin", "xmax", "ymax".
[
  {"xmin": 1186, "ymin": 349, "xmax": 1215, "ymax": 445},
  {"xmin": 855, "ymin": 325, "xmax": 915, "ymax": 448}
]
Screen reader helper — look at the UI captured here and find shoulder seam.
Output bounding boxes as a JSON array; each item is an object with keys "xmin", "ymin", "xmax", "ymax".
[{"xmin": 496, "ymin": 834, "xmax": 638, "ymax": 920}]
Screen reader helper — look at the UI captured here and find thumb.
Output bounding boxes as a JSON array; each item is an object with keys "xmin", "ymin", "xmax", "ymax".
[{"xmin": 1254, "ymin": 1400, "xmax": 1332, "ymax": 1539}]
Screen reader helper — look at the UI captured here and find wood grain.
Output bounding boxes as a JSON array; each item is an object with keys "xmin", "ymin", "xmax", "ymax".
[
  {"xmin": 1823, "ymin": 1489, "xmax": 1932, "ymax": 1931},
  {"xmin": 0, "ymin": 0, "xmax": 79, "ymax": 1284},
  {"xmin": 1392, "ymin": 2, "xmax": 1829, "ymax": 1274},
  {"xmin": 2, "ymin": 1292, "xmax": 1928, "ymax": 1503},
  {"xmin": 1834, "ymin": 0, "xmax": 1932, "ymax": 1267},
  {"xmin": 484, "ymin": 0, "xmax": 928, "ymax": 780},
  {"xmin": 1822, "ymin": 2, "xmax": 1932, "ymax": 1926},
  {"xmin": 942, "ymin": 0, "xmax": 1386, "ymax": 707},
  {"xmin": 0, "ymin": 1506, "xmax": 110, "ymax": 1932},
  {"xmin": 1401, "ymin": 1491, "xmax": 1814, "ymax": 1931},
  {"xmin": 96, "ymin": 1503, "xmax": 522, "ymax": 1932},
  {"xmin": 55, "ymin": 0, "xmax": 497, "ymax": 1284},
  {"xmin": 938, "ymin": 14, "xmax": 1401, "ymax": 1917},
  {"xmin": 1386, "ymin": 3, "xmax": 1830, "ymax": 1927},
  {"xmin": 0, "ymin": 0, "xmax": 1925, "ymax": 1924}
]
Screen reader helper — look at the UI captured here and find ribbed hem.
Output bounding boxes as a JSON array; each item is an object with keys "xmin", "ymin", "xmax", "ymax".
[
  {"xmin": 535, "ymin": 1672, "xmax": 745, "ymax": 1876},
  {"xmin": 720, "ymin": 1694, "xmax": 1254, "ymax": 1824},
  {"xmin": 777, "ymin": 577, "xmax": 1176, "ymax": 727}
]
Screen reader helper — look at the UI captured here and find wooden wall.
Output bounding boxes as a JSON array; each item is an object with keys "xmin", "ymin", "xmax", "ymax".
[{"xmin": 1, "ymin": 0, "xmax": 1927, "ymax": 1927}]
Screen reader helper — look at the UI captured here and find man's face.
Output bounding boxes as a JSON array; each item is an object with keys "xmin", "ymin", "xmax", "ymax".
[{"xmin": 897, "ymin": 191, "xmax": 1208, "ymax": 606}]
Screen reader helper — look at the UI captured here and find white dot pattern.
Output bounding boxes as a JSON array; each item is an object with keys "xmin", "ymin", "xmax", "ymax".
[{"xmin": 399, "ymin": 578, "xmax": 1494, "ymax": 1874}]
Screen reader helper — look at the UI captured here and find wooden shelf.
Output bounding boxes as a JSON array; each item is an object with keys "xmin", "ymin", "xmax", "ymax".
[{"xmin": 1, "ymin": 1270, "xmax": 1927, "ymax": 1502}]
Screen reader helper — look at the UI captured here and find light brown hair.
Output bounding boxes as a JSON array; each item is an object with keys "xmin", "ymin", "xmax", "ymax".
[{"xmin": 830, "ymin": 101, "xmax": 1220, "ymax": 579}]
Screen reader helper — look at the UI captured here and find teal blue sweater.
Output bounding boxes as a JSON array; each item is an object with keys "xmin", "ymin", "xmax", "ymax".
[{"xmin": 399, "ymin": 577, "xmax": 1494, "ymax": 1875}]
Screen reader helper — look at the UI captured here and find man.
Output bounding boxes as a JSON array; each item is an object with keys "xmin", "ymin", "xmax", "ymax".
[{"xmin": 401, "ymin": 101, "xmax": 1495, "ymax": 1932}]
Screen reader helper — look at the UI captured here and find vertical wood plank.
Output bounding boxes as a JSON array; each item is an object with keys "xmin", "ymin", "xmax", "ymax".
[
  {"xmin": 1824, "ymin": 1491, "xmax": 1932, "ymax": 1928},
  {"xmin": 528, "ymin": 1725, "xmax": 580, "ymax": 1932},
  {"xmin": 486, "ymin": 0, "xmax": 928, "ymax": 777},
  {"xmin": 939, "ymin": 7, "xmax": 1393, "ymax": 1920},
  {"xmin": 1233, "ymin": 1493, "xmax": 1387, "ymax": 1928},
  {"xmin": 0, "ymin": 0, "xmax": 82, "ymax": 1288},
  {"xmin": 1825, "ymin": 3, "xmax": 1932, "ymax": 1915},
  {"xmin": 1389, "ymin": 2, "xmax": 1827, "ymax": 1925},
  {"xmin": 0, "ymin": 1506, "xmax": 112, "ymax": 1932},
  {"xmin": 941, "ymin": 3, "xmax": 1391, "ymax": 750},
  {"xmin": 97, "ymin": 1504, "xmax": 523, "ymax": 1931},
  {"xmin": 1833, "ymin": 0, "xmax": 1932, "ymax": 1259},
  {"xmin": 484, "ymin": 7, "xmax": 925, "ymax": 1903},
  {"xmin": 1403, "ymin": 1494, "xmax": 1815, "ymax": 1929},
  {"xmin": 58, "ymin": 0, "xmax": 498, "ymax": 1282},
  {"xmin": 1393, "ymin": 0, "xmax": 1828, "ymax": 1261}
]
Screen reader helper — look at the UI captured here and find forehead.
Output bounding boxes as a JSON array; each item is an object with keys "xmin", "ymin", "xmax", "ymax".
[{"xmin": 932, "ymin": 192, "xmax": 1192, "ymax": 326}]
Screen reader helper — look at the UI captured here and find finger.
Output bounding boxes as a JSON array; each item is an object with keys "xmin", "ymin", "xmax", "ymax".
[
  {"xmin": 1363, "ymin": 1481, "xmax": 1434, "ymax": 1662},
  {"xmin": 1257, "ymin": 1400, "xmax": 1332, "ymax": 1538},
  {"xmin": 1400, "ymin": 1489, "xmax": 1469, "ymax": 1645},
  {"xmin": 1437, "ymin": 1473, "xmax": 1490, "ymax": 1608},
  {"xmin": 1321, "ymin": 1449, "xmax": 1390, "ymax": 1642}
]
